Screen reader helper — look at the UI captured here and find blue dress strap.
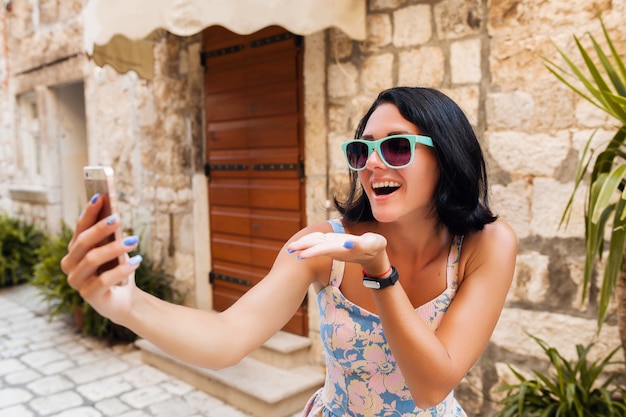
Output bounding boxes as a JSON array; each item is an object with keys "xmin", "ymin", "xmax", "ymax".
[
  {"xmin": 327, "ymin": 219, "xmax": 346, "ymax": 287},
  {"xmin": 327, "ymin": 219, "xmax": 345, "ymax": 234}
]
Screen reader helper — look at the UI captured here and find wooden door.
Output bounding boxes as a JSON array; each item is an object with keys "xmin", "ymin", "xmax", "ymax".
[{"xmin": 202, "ymin": 26, "xmax": 307, "ymax": 336}]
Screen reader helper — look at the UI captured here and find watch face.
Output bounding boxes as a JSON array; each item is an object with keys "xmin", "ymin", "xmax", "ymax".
[
  {"xmin": 362, "ymin": 266, "xmax": 398, "ymax": 289},
  {"xmin": 363, "ymin": 279, "xmax": 383, "ymax": 289}
]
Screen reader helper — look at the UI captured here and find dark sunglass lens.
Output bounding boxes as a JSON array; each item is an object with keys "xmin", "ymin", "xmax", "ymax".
[
  {"xmin": 346, "ymin": 142, "xmax": 369, "ymax": 169},
  {"xmin": 381, "ymin": 137, "xmax": 412, "ymax": 166}
]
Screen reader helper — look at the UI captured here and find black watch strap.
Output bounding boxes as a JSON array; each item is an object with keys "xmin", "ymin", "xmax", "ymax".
[{"xmin": 362, "ymin": 266, "xmax": 399, "ymax": 289}]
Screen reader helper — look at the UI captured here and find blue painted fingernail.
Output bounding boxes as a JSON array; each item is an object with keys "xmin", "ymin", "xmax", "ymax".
[
  {"xmin": 128, "ymin": 254, "xmax": 143, "ymax": 266},
  {"xmin": 90, "ymin": 193, "xmax": 100, "ymax": 204},
  {"xmin": 296, "ymin": 255, "xmax": 304, "ymax": 260},
  {"xmin": 286, "ymin": 249, "xmax": 296, "ymax": 254},
  {"xmin": 106, "ymin": 213, "xmax": 119, "ymax": 225},
  {"xmin": 343, "ymin": 241, "xmax": 354, "ymax": 249},
  {"xmin": 123, "ymin": 235, "xmax": 139, "ymax": 246}
]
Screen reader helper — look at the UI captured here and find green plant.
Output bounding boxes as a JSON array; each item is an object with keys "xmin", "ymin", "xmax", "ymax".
[
  {"xmin": 31, "ymin": 223, "xmax": 81, "ymax": 315},
  {"xmin": 0, "ymin": 213, "xmax": 46, "ymax": 287},
  {"xmin": 545, "ymin": 16, "xmax": 626, "ymax": 329},
  {"xmin": 31, "ymin": 224, "xmax": 181, "ymax": 343},
  {"xmin": 494, "ymin": 335, "xmax": 626, "ymax": 417}
]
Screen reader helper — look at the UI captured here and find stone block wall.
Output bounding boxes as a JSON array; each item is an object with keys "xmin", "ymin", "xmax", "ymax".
[
  {"xmin": 0, "ymin": 0, "xmax": 205, "ymax": 303},
  {"xmin": 81, "ymin": 31, "xmax": 205, "ymax": 303}
]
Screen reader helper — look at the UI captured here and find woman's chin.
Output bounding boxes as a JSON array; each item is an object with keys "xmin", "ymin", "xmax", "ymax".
[{"xmin": 371, "ymin": 209, "xmax": 400, "ymax": 223}]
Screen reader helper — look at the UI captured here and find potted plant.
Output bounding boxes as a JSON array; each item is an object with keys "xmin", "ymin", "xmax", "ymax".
[
  {"xmin": 31, "ymin": 223, "xmax": 181, "ymax": 343},
  {"xmin": 0, "ymin": 213, "xmax": 46, "ymax": 287},
  {"xmin": 31, "ymin": 223, "xmax": 83, "ymax": 320},
  {"xmin": 545, "ymin": 16, "xmax": 626, "ymax": 355},
  {"xmin": 494, "ymin": 335, "xmax": 626, "ymax": 416}
]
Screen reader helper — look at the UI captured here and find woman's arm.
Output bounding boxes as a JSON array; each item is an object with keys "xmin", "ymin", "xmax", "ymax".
[
  {"xmin": 61, "ymin": 196, "xmax": 325, "ymax": 369},
  {"xmin": 372, "ymin": 220, "xmax": 517, "ymax": 408}
]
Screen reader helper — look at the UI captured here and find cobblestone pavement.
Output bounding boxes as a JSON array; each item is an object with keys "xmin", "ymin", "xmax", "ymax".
[{"xmin": 0, "ymin": 284, "xmax": 255, "ymax": 417}]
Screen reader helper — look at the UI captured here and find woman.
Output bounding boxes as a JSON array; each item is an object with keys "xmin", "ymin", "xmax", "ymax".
[{"xmin": 62, "ymin": 87, "xmax": 517, "ymax": 416}]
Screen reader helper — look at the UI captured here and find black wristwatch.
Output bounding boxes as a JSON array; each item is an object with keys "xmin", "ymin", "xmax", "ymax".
[{"xmin": 362, "ymin": 266, "xmax": 399, "ymax": 289}]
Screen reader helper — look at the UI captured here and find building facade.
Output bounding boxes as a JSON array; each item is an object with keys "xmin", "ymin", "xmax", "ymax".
[{"xmin": 1, "ymin": 0, "xmax": 624, "ymax": 415}]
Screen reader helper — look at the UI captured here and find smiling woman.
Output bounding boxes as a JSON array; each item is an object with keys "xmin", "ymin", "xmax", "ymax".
[{"xmin": 61, "ymin": 86, "xmax": 517, "ymax": 417}]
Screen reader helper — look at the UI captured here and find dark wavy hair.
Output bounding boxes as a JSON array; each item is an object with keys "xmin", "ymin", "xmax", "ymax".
[{"xmin": 334, "ymin": 87, "xmax": 497, "ymax": 236}]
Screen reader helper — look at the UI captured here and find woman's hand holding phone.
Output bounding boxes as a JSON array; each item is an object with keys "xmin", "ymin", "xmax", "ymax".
[{"xmin": 60, "ymin": 170, "xmax": 143, "ymax": 324}]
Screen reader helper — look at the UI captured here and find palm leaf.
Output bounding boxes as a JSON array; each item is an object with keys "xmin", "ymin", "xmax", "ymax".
[
  {"xmin": 543, "ymin": 52, "xmax": 605, "ymax": 113},
  {"xmin": 575, "ymin": 35, "xmax": 626, "ymax": 122},
  {"xmin": 560, "ymin": 132, "xmax": 596, "ymax": 227},
  {"xmin": 590, "ymin": 165, "xmax": 626, "ymax": 224},
  {"xmin": 596, "ymin": 17, "xmax": 626, "ymax": 95},
  {"xmin": 580, "ymin": 129, "xmax": 626, "ymax": 318},
  {"xmin": 598, "ymin": 204, "xmax": 626, "ymax": 325},
  {"xmin": 582, "ymin": 178, "xmax": 613, "ymax": 298},
  {"xmin": 544, "ymin": 13, "xmax": 626, "ymax": 331}
]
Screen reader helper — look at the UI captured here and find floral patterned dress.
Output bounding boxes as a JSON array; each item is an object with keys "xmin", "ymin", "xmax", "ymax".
[{"xmin": 303, "ymin": 219, "xmax": 467, "ymax": 417}]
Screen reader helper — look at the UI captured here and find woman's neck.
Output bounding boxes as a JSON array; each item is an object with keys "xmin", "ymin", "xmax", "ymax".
[{"xmin": 377, "ymin": 218, "xmax": 452, "ymax": 268}]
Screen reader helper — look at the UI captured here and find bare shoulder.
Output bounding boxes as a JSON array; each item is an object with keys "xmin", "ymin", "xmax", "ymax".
[
  {"xmin": 465, "ymin": 219, "xmax": 517, "ymax": 252},
  {"xmin": 461, "ymin": 219, "xmax": 518, "ymax": 279}
]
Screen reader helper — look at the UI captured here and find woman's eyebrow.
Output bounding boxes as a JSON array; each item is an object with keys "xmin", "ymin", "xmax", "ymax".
[{"xmin": 360, "ymin": 131, "xmax": 412, "ymax": 139}]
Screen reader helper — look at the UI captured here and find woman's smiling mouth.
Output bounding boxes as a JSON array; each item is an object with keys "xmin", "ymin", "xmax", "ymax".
[{"xmin": 372, "ymin": 181, "xmax": 401, "ymax": 196}]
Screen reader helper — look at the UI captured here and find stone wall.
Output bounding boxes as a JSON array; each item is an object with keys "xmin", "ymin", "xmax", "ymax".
[
  {"xmin": 0, "ymin": 0, "xmax": 625, "ymax": 415},
  {"xmin": 82, "ymin": 32, "xmax": 205, "ymax": 303},
  {"xmin": 0, "ymin": 0, "xmax": 85, "ymax": 231},
  {"xmin": 0, "ymin": 0, "xmax": 205, "ymax": 302}
]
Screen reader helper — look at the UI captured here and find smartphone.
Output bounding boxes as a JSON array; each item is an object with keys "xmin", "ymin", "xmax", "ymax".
[{"xmin": 84, "ymin": 166, "xmax": 125, "ymax": 275}]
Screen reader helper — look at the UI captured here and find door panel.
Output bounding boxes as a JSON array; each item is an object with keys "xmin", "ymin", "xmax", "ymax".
[
  {"xmin": 208, "ymin": 148, "xmax": 300, "ymax": 179},
  {"xmin": 211, "ymin": 207, "xmax": 300, "ymax": 241},
  {"xmin": 209, "ymin": 179, "xmax": 300, "ymax": 208},
  {"xmin": 204, "ymin": 50, "xmax": 297, "ymax": 93},
  {"xmin": 207, "ymin": 115, "xmax": 299, "ymax": 150},
  {"xmin": 205, "ymin": 84, "xmax": 298, "ymax": 121},
  {"xmin": 211, "ymin": 259, "xmax": 271, "ymax": 287},
  {"xmin": 203, "ymin": 25, "xmax": 307, "ymax": 336},
  {"xmin": 210, "ymin": 234, "xmax": 282, "ymax": 268}
]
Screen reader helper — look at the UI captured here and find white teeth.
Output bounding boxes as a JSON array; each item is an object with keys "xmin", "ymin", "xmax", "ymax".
[{"xmin": 372, "ymin": 181, "xmax": 401, "ymax": 189}]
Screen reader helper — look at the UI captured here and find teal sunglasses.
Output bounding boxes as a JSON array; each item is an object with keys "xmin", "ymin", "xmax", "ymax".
[{"xmin": 341, "ymin": 134, "xmax": 434, "ymax": 171}]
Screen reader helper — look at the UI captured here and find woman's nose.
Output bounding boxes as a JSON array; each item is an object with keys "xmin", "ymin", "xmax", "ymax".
[{"xmin": 365, "ymin": 149, "xmax": 386, "ymax": 170}]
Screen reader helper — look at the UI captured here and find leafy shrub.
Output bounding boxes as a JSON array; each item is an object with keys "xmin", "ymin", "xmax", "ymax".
[
  {"xmin": 31, "ymin": 223, "xmax": 83, "ymax": 316},
  {"xmin": 494, "ymin": 335, "xmax": 626, "ymax": 417},
  {"xmin": 545, "ymin": 15, "xmax": 626, "ymax": 330},
  {"xmin": 0, "ymin": 213, "xmax": 46, "ymax": 287},
  {"xmin": 32, "ymin": 223, "xmax": 181, "ymax": 343},
  {"xmin": 80, "ymin": 249, "xmax": 182, "ymax": 343}
]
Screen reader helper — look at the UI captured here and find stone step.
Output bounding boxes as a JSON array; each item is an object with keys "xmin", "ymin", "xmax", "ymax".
[
  {"xmin": 247, "ymin": 331, "xmax": 313, "ymax": 369},
  {"xmin": 136, "ymin": 339, "xmax": 324, "ymax": 417}
]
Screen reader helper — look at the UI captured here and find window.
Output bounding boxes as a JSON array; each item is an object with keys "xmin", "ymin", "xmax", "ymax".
[{"xmin": 17, "ymin": 92, "xmax": 42, "ymax": 182}]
